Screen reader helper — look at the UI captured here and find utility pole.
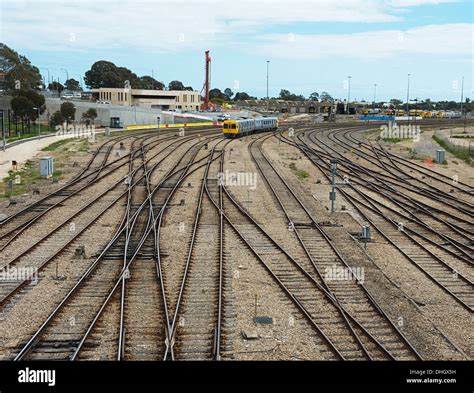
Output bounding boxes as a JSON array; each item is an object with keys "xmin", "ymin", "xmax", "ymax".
[
  {"xmin": 61, "ymin": 68, "xmax": 69, "ymax": 85},
  {"xmin": 330, "ymin": 159, "xmax": 337, "ymax": 214},
  {"xmin": 76, "ymin": 75, "xmax": 83, "ymax": 90},
  {"xmin": 406, "ymin": 73, "xmax": 411, "ymax": 116},
  {"xmin": 414, "ymin": 98, "xmax": 418, "ymax": 129},
  {"xmin": 266, "ymin": 60, "xmax": 270, "ymax": 99},
  {"xmin": 373, "ymin": 84, "xmax": 377, "ymax": 110},
  {"xmin": 460, "ymin": 76, "xmax": 464, "ymax": 115},
  {"xmin": 40, "ymin": 67, "xmax": 50, "ymax": 90},
  {"xmin": 347, "ymin": 76, "xmax": 352, "ymax": 114}
]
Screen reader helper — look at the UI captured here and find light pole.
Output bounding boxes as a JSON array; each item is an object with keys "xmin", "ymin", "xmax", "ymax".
[
  {"xmin": 330, "ymin": 159, "xmax": 337, "ymax": 214},
  {"xmin": 373, "ymin": 84, "xmax": 377, "ymax": 110},
  {"xmin": 266, "ymin": 61, "xmax": 270, "ymax": 100},
  {"xmin": 460, "ymin": 76, "xmax": 464, "ymax": 115},
  {"xmin": 347, "ymin": 76, "xmax": 352, "ymax": 114},
  {"xmin": 61, "ymin": 68, "xmax": 69, "ymax": 85},
  {"xmin": 40, "ymin": 67, "xmax": 50, "ymax": 90},
  {"xmin": 413, "ymin": 98, "xmax": 418, "ymax": 128},
  {"xmin": 76, "ymin": 75, "xmax": 84, "ymax": 90},
  {"xmin": 406, "ymin": 73, "xmax": 411, "ymax": 116}
]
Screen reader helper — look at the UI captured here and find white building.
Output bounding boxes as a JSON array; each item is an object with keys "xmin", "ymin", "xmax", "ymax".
[{"xmin": 92, "ymin": 88, "xmax": 202, "ymax": 111}]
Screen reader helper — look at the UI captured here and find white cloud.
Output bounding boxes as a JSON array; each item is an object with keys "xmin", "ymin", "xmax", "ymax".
[
  {"xmin": 387, "ymin": 0, "xmax": 458, "ymax": 7},
  {"xmin": 1, "ymin": 0, "xmax": 468, "ymax": 64},
  {"xmin": 252, "ymin": 23, "xmax": 473, "ymax": 60},
  {"xmin": 1, "ymin": 0, "xmax": 401, "ymax": 53}
]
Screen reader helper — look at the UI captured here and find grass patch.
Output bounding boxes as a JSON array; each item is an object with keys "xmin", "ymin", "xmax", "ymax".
[
  {"xmin": 382, "ymin": 137, "xmax": 404, "ymax": 143},
  {"xmin": 77, "ymin": 139, "xmax": 91, "ymax": 152},
  {"xmin": 364, "ymin": 128, "xmax": 381, "ymax": 138},
  {"xmin": 42, "ymin": 138, "xmax": 90, "ymax": 153},
  {"xmin": 289, "ymin": 162, "xmax": 309, "ymax": 179},
  {"xmin": 1, "ymin": 161, "xmax": 64, "ymax": 199},
  {"xmin": 7, "ymin": 125, "xmax": 52, "ymax": 143},
  {"xmin": 1, "ymin": 160, "xmax": 42, "ymax": 198},
  {"xmin": 41, "ymin": 139, "xmax": 77, "ymax": 152}
]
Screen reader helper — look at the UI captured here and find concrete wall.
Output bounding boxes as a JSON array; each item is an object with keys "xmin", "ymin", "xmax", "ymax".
[{"xmin": 43, "ymin": 99, "xmax": 179, "ymax": 127}]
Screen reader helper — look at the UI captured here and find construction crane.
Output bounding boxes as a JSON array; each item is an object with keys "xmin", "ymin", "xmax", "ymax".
[{"xmin": 200, "ymin": 50, "xmax": 213, "ymax": 111}]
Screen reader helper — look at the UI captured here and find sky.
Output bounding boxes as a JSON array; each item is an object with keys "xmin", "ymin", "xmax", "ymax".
[{"xmin": 0, "ymin": 0, "xmax": 472, "ymax": 101}]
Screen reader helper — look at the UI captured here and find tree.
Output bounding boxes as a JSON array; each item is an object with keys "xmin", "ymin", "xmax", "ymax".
[
  {"xmin": 184, "ymin": 86, "xmax": 194, "ymax": 91},
  {"xmin": 320, "ymin": 92, "xmax": 334, "ymax": 103},
  {"xmin": 390, "ymin": 99, "xmax": 403, "ymax": 107},
  {"xmin": 10, "ymin": 90, "xmax": 45, "ymax": 133},
  {"xmin": 20, "ymin": 90, "xmax": 45, "ymax": 113},
  {"xmin": 279, "ymin": 89, "xmax": 305, "ymax": 101},
  {"xmin": 50, "ymin": 111, "xmax": 65, "ymax": 128},
  {"xmin": 140, "ymin": 75, "xmax": 164, "ymax": 90},
  {"xmin": 224, "ymin": 88, "xmax": 234, "ymax": 101},
  {"xmin": 279, "ymin": 89, "xmax": 291, "ymax": 100},
  {"xmin": 168, "ymin": 80, "xmax": 186, "ymax": 91},
  {"xmin": 11, "ymin": 96, "xmax": 35, "ymax": 120},
  {"xmin": 82, "ymin": 108, "xmax": 98, "ymax": 125},
  {"xmin": 309, "ymin": 92, "xmax": 319, "ymax": 101},
  {"xmin": 209, "ymin": 88, "xmax": 226, "ymax": 101},
  {"xmin": 84, "ymin": 108, "xmax": 97, "ymax": 119},
  {"xmin": 210, "ymin": 97, "xmax": 224, "ymax": 105},
  {"xmin": 48, "ymin": 81, "xmax": 64, "ymax": 93},
  {"xmin": 0, "ymin": 43, "xmax": 42, "ymax": 91},
  {"xmin": 116, "ymin": 66, "xmax": 142, "ymax": 88},
  {"xmin": 234, "ymin": 92, "xmax": 253, "ymax": 101},
  {"xmin": 84, "ymin": 61, "xmax": 123, "ymax": 88},
  {"xmin": 65, "ymin": 78, "xmax": 81, "ymax": 91},
  {"xmin": 60, "ymin": 101, "xmax": 76, "ymax": 125}
]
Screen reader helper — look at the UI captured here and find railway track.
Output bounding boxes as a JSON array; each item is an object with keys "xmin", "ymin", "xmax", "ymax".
[
  {"xmin": 245, "ymin": 134, "xmax": 422, "ymax": 360},
  {"xmin": 11, "ymin": 134, "xmax": 218, "ymax": 360},
  {"xmin": 327, "ymin": 127, "xmax": 473, "ymax": 217},
  {"xmin": 0, "ymin": 127, "xmax": 220, "ymax": 250},
  {"xmin": 168, "ymin": 145, "xmax": 228, "ymax": 360},
  {"xmin": 279, "ymin": 128, "xmax": 474, "ymax": 312},
  {"xmin": 304, "ymin": 130, "xmax": 473, "ymax": 262},
  {"xmin": 73, "ymin": 134, "xmax": 221, "ymax": 361},
  {"xmin": 4, "ymin": 119, "xmax": 470, "ymax": 362},
  {"xmin": 0, "ymin": 135, "xmax": 207, "ymax": 313},
  {"xmin": 0, "ymin": 133, "xmax": 157, "ymax": 249}
]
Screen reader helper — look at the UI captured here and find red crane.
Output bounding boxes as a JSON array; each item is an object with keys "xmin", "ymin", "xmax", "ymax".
[{"xmin": 200, "ymin": 50, "xmax": 212, "ymax": 111}]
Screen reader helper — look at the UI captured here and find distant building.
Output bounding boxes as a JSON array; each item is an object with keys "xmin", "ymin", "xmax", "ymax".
[
  {"xmin": 236, "ymin": 99, "xmax": 337, "ymax": 115},
  {"xmin": 92, "ymin": 87, "xmax": 202, "ymax": 111}
]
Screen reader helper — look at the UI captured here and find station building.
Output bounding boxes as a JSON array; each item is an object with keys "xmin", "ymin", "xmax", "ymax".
[{"xmin": 92, "ymin": 87, "xmax": 202, "ymax": 111}]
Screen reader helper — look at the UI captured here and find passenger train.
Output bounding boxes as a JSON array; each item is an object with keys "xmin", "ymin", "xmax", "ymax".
[{"xmin": 222, "ymin": 117, "xmax": 278, "ymax": 138}]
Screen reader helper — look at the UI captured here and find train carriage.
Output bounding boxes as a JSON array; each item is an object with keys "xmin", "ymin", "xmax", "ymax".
[{"xmin": 223, "ymin": 117, "xmax": 278, "ymax": 138}]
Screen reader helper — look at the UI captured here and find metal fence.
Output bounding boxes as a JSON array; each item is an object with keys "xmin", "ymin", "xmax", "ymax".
[{"xmin": 433, "ymin": 131, "xmax": 474, "ymax": 158}]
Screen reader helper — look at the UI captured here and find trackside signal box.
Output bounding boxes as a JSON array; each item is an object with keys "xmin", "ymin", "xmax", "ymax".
[{"xmin": 40, "ymin": 157, "xmax": 54, "ymax": 178}]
